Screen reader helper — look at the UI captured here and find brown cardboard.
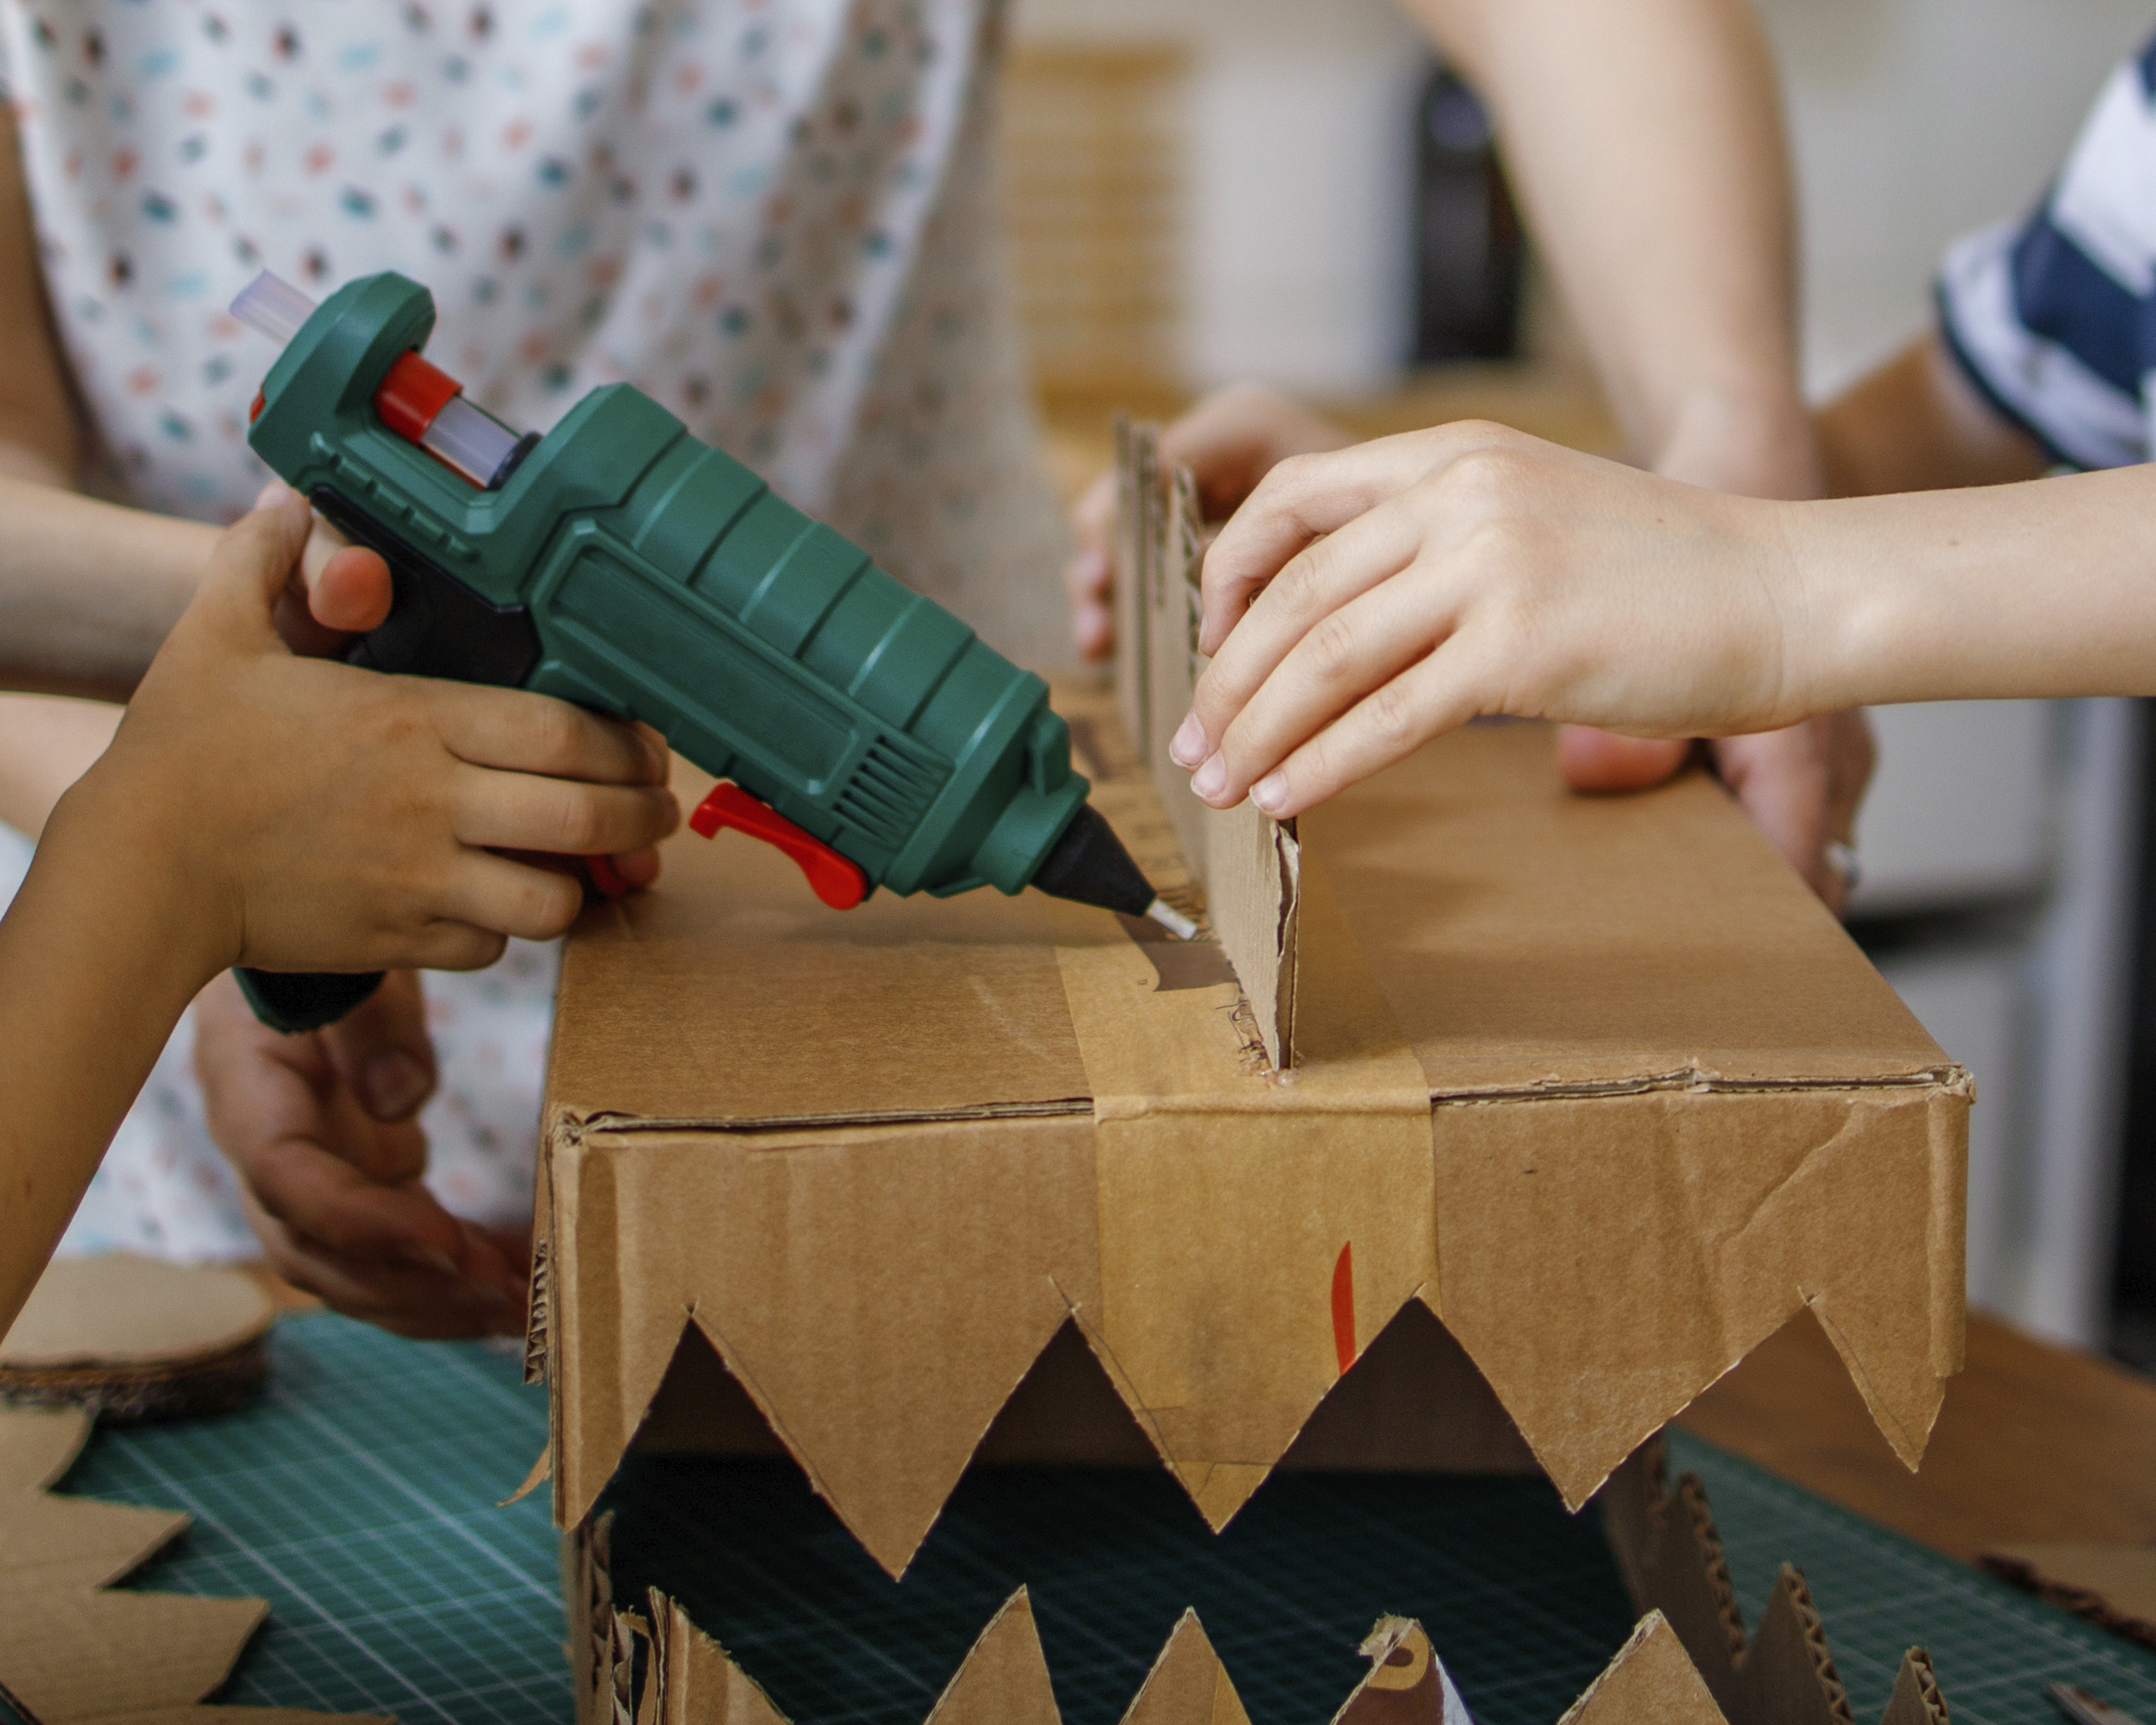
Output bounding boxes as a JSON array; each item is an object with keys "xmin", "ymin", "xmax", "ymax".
[
  {"xmin": 566, "ymin": 1454, "xmax": 1972, "ymax": 1725},
  {"xmin": 568, "ymin": 1532, "xmax": 1761, "ymax": 1725},
  {"xmin": 536, "ymin": 674, "xmax": 1965, "ymax": 1570},
  {"xmin": 0, "ymin": 1256, "xmax": 274, "ymax": 1423},
  {"xmin": 1979, "ymin": 1544, "xmax": 2156, "ymax": 1651},
  {"xmin": 1121, "ymin": 421, "xmax": 1300, "ymax": 1067},
  {"xmin": 1598, "ymin": 1432, "xmax": 1947, "ymax": 1725},
  {"xmin": 0, "ymin": 1403, "xmax": 378, "ymax": 1725}
]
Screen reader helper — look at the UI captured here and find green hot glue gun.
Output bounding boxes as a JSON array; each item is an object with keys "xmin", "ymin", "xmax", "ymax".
[{"xmin": 228, "ymin": 268, "xmax": 1192, "ymax": 1032}]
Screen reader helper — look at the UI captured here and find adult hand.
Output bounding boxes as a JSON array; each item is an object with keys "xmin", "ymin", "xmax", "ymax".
[
  {"xmin": 1064, "ymin": 384, "xmax": 1354, "ymax": 660},
  {"xmin": 1172, "ymin": 420, "xmax": 1835, "ymax": 817},
  {"xmin": 194, "ymin": 971, "xmax": 528, "ymax": 1338}
]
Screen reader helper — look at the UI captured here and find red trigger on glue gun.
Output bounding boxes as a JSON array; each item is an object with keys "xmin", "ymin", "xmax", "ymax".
[{"xmin": 689, "ymin": 782, "xmax": 870, "ymax": 910}]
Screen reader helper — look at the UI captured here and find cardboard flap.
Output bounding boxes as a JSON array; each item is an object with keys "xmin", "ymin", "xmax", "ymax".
[
  {"xmin": 1429, "ymin": 1083, "xmax": 1965, "ymax": 1510},
  {"xmin": 1120, "ymin": 1612, "xmax": 1251, "ymax": 1725},
  {"xmin": 1596, "ymin": 1436, "xmax": 1947, "ymax": 1725},
  {"xmin": 924, "ymin": 1589, "xmax": 1061, "ymax": 1725},
  {"xmin": 1332, "ymin": 1620, "xmax": 1471, "ymax": 1725},
  {"xmin": 1559, "ymin": 1613, "xmax": 1731, "ymax": 1725},
  {"xmin": 0, "ymin": 1406, "xmax": 190, "ymax": 1593},
  {"xmin": 548, "ymin": 1116, "xmax": 1102, "ymax": 1569},
  {"xmin": 1046, "ymin": 863, "xmax": 1434, "ymax": 1531}
]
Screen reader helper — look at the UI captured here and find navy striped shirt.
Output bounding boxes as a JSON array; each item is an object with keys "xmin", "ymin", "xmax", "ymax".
[{"xmin": 1939, "ymin": 33, "xmax": 2156, "ymax": 469}]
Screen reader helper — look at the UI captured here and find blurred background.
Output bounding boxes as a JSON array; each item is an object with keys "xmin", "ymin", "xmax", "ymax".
[{"xmin": 999, "ymin": 0, "xmax": 2156, "ymax": 1367}]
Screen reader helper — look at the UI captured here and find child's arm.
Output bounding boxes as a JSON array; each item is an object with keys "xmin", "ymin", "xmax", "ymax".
[
  {"xmin": 1816, "ymin": 333, "xmax": 2053, "ymax": 499},
  {"xmin": 0, "ymin": 494, "xmax": 678, "ymax": 1335},
  {"xmin": 1161, "ymin": 420, "xmax": 2156, "ymax": 819}
]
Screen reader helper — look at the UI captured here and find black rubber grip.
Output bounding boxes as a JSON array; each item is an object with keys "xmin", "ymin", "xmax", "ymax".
[{"xmin": 234, "ymin": 967, "xmax": 386, "ymax": 1034}]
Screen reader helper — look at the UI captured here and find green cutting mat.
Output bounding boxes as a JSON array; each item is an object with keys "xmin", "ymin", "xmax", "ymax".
[{"xmin": 15, "ymin": 1311, "xmax": 2156, "ymax": 1725}]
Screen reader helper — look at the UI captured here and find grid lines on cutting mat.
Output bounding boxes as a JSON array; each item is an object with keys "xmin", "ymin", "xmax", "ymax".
[
  {"xmin": 1669, "ymin": 1430, "xmax": 2156, "ymax": 1725},
  {"xmin": 599, "ymin": 1453, "xmax": 1640, "ymax": 1725},
  {"xmin": 33, "ymin": 1311, "xmax": 2156, "ymax": 1725},
  {"xmin": 50, "ymin": 1312, "xmax": 567, "ymax": 1723}
]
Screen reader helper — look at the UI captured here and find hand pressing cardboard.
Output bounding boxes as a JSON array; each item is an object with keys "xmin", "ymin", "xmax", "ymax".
[{"xmin": 1065, "ymin": 385, "xmax": 1872, "ymax": 913}]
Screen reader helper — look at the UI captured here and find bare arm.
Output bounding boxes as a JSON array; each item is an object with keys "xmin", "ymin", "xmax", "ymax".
[
  {"xmin": 1405, "ymin": 0, "xmax": 1816, "ymax": 499},
  {"xmin": 0, "ymin": 105, "xmax": 210, "ymax": 695},
  {"xmin": 1817, "ymin": 332, "xmax": 2052, "ymax": 498}
]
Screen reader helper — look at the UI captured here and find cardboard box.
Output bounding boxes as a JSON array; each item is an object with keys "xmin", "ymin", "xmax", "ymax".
[
  {"xmin": 534, "ymin": 683, "xmax": 1965, "ymax": 1566},
  {"xmin": 533, "ymin": 432, "xmax": 1967, "ymax": 1722}
]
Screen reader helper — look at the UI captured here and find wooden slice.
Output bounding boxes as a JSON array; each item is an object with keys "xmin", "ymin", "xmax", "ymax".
[{"xmin": 0, "ymin": 1255, "xmax": 276, "ymax": 1424}]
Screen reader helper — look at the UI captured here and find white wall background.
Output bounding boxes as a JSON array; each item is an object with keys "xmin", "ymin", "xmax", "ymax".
[{"xmin": 1758, "ymin": 0, "xmax": 2155, "ymax": 393}]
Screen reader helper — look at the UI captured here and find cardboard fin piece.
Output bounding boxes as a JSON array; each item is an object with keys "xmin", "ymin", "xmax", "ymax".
[
  {"xmin": 1979, "ymin": 1543, "xmax": 2156, "ymax": 1651},
  {"xmin": 1112, "ymin": 415, "xmax": 1158, "ymax": 778},
  {"xmin": 1599, "ymin": 1435, "xmax": 1955, "ymax": 1725},
  {"xmin": 0, "ymin": 1405, "xmax": 383, "ymax": 1725},
  {"xmin": 1119, "ymin": 1611, "xmax": 1251, "ymax": 1725},
  {"xmin": 923, "ymin": 1588, "xmax": 1062, "ymax": 1725},
  {"xmin": 1877, "ymin": 1651, "xmax": 1949, "ymax": 1725},
  {"xmin": 1559, "ymin": 1612, "xmax": 1731, "ymax": 1725},
  {"xmin": 1332, "ymin": 1618, "xmax": 1472, "ymax": 1724},
  {"xmin": 1115, "ymin": 418, "xmax": 1300, "ymax": 1069}
]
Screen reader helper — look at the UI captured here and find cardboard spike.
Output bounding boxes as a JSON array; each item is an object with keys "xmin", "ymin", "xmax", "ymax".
[
  {"xmin": 1119, "ymin": 1611, "xmax": 1251, "ymax": 1725},
  {"xmin": 1731, "ymin": 1566, "xmax": 1854, "ymax": 1725},
  {"xmin": 649, "ymin": 1592, "xmax": 788, "ymax": 1725},
  {"xmin": 1599, "ymin": 1436, "xmax": 1941, "ymax": 1725},
  {"xmin": 1598, "ymin": 1438, "xmax": 1748, "ymax": 1716},
  {"xmin": 1559, "ymin": 1612, "xmax": 1731, "ymax": 1725},
  {"xmin": 0, "ymin": 1406, "xmax": 383, "ymax": 1725},
  {"xmin": 1332, "ymin": 1618, "xmax": 1472, "ymax": 1725},
  {"xmin": 1877, "ymin": 1652, "xmax": 1948, "ymax": 1725},
  {"xmin": 923, "ymin": 1587, "xmax": 1062, "ymax": 1725}
]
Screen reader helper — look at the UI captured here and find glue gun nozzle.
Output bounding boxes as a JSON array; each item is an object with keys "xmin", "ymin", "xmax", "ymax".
[{"xmin": 1145, "ymin": 898, "xmax": 1198, "ymax": 941}]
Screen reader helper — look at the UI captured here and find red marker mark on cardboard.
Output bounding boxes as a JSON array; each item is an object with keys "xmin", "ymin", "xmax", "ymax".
[{"xmin": 1332, "ymin": 1242, "xmax": 1356, "ymax": 1376}]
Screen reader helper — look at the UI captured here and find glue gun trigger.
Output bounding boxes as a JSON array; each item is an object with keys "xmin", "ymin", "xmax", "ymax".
[{"xmin": 688, "ymin": 782, "xmax": 870, "ymax": 911}]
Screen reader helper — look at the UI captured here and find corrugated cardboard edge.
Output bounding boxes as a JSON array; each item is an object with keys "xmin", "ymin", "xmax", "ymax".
[
  {"xmin": 1978, "ymin": 1544, "xmax": 2156, "ymax": 1652},
  {"xmin": 566, "ymin": 1514, "xmax": 1765, "ymax": 1725},
  {"xmin": 1117, "ymin": 419, "xmax": 1300, "ymax": 1070},
  {"xmin": 0, "ymin": 1405, "xmax": 385, "ymax": 1725},
  {"xmin": 1599, "ymin": 1433, "xmax": 1949, "ymax": 1725}
]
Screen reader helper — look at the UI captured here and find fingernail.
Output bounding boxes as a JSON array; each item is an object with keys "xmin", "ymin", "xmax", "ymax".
[
  {"xmin": 362, "ymin": 1050, "xmax": 432, "ymax": 1121},
  {"xmin": 1169, "ymin": 712, "xmax": 1206, "ymax": 768},
  {"xmin": 1192, "ymin": 753, "xmax": 1227, "ymax": 801},
  {"xmin": 1252, "ymin": 772, "xmax": 1287, "ymax": 813},
  {"xmin": 253, "ymin": 479, "xmax": 292, "ymax": 511}
]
